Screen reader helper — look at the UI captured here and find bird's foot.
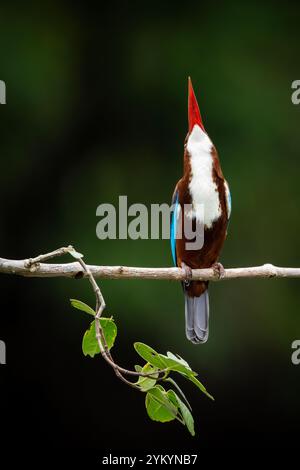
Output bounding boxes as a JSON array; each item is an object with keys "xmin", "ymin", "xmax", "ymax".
[
  {"xmin": 212, "ymin": 262, "xmax": 225, "ymax": 279},
  {"xmin": 181, "ymin": 262, "xmax": 193, "ymax": 286}
]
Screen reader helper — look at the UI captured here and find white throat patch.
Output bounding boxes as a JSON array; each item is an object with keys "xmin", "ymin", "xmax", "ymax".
[{"xmin": 186, "ymin": 125, "xmax": 221, "ymax": 228}]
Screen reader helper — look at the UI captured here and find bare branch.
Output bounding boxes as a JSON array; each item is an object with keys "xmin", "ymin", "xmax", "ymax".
[
  {"xmin": 24, "ymin": 246, "xmax": 73, "ymax": 269},
  {"xmin": 1, "ymin": 255, "xmax": 300, "ymax": 280}
]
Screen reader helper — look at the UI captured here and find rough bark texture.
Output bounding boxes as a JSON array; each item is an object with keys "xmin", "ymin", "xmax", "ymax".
[{"xmin": 1, "ymin": 257, "xmax": 300, "ymax": 281}]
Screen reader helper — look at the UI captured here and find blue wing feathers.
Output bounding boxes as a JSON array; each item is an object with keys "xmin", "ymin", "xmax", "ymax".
[
  {"xmin": 224, "ymin": 180, "xmax": 231, "ymax": 221},
  {"xmin": 170, "ymin": 191, "xmax": 179, "ymax": 266}
]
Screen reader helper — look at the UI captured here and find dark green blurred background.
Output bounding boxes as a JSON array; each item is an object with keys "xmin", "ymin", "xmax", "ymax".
[{"xmin": 1, "ymin": 0, "xmax": 300, "ymax": 458}]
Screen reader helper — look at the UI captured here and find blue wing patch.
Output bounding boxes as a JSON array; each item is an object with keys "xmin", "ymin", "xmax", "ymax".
[
  {"xmin": 224, "ymin": 180, "xmax": 231, "ymax": 220},
  {"xmin": 170, "ymin": 191, "xmax": 179, "ymax": 266}
]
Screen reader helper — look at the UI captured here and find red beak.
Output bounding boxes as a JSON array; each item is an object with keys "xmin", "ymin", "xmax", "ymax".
[{"xmin": 188, "ymin": 77, "xmax": 205, "ymax": 133}]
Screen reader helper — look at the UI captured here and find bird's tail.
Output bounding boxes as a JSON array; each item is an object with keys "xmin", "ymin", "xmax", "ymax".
[{"xmin": 184, "ymin": 290, "xmax": 209, "ymax": 344}]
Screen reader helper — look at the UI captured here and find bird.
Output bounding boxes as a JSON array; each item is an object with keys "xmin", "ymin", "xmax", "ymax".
[{"xmin": 170, "ymin": 77, "xmax": 231, "ymax": 344}]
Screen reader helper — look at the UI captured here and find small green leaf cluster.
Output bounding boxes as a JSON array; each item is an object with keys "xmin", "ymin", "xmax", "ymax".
[
  {"xmin": 70, "ymin": 299, "xmax": 214, "ymax": 436},
  {"xmin": 134, "ymin": 343, "xmax": 214, "ymax": 436}
]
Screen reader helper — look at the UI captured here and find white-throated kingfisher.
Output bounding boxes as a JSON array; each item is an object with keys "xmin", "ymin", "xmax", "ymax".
[{"xmin": 170, "ymin": 78, "xmax": 231, "ymax": 344}]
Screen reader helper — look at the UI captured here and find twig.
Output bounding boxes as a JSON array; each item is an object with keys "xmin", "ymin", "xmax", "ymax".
[
  {"xmin": 24, "ymin": 246, "xmax": 73, "ymax": 269},
  {"xmin": 76, "ymin": 253, "xmax": 169, "ymax": 388},
  {"xmin": 76, "ymin": 255, "xmax": 141, "ymax": 389},
  {"xmin": 18, "ymin": 246, "xmax": 166, "ymax": 389}
]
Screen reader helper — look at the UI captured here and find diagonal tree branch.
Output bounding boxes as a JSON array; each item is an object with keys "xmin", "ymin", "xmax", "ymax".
[{"xmin": 76, "ymin": 254, "xmax": 142, "ymax": 390}]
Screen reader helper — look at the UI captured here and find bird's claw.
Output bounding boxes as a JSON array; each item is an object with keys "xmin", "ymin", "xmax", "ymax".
[
  {"xmin": 181, "ymin": 262, "xmax": 193, "ymax": 286},
  {"xmin": 212, "ymin": 262, "xmax": 225, "ymax": 279}
]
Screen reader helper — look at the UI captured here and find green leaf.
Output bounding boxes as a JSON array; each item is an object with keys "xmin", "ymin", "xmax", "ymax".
[
  {"xmin": 134, "ymin": 365, "xmax": 143, "ymax": 373},
  {"xmin": 134, "ymin": 344, "xmax": 213, "ymax": 401},
  {"xmin": 145, "ymin": 386, "xmax": 178, "ymax": 423},
  {"xmin": 134, "ymin": 343, "xmax": 168, "ymax": 369},
  {"xmin": 82, "ymin": 321, "xmax": 99, "ymax": 357},
  {"xmin": 136, "ymin": 363, "xmax": 158, "ymax": 392},
  {"xmin": 70, "ymin": 299, "xmax": 95, "ymax": 316},
  {"xmin": 164, "ymin": 377, "xmax": 192, "ymax": 411},
  {"xmin": 188, "ymin": 375, "xmax": 214, "ymax": 401},
  {"xmin": 166, "ymin": 351, "xmax": 191, "ymax": 369},
  {"xmin": 167, "ymin": 390, "xmax": 195, "ymax": 436},
  {"xmin": 159, "ymin": 354, "xmax": 196, "ymax": 376},
  {"xmin": 99, "ymin": 318, "xmax": 117, "ymax": 350},
  {"xmin": 155, "ymin": 384, "xmax": 165, "ymax": 392},
  {"xmin": 82, "ymin": 318, "xmax": 117, "ymax": 357},
  {"xmin": 160, "ymin": 353, "xmax": 213, "ymax": 400}
]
